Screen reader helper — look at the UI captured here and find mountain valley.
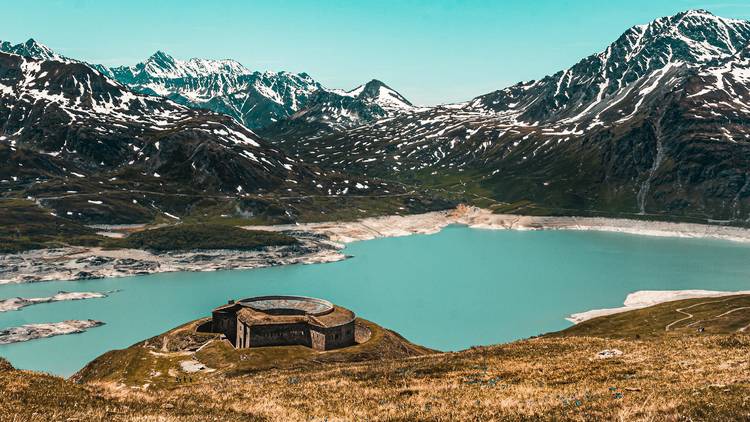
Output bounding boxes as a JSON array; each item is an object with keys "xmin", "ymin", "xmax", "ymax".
[{"xmin": 2, "ymin": 9, "xmax": 750, "ymax": 243}]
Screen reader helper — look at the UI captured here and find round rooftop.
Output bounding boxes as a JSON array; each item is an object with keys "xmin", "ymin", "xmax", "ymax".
[{"xmin": 237, "ymin": 296, "xmax": 334, "ymax": 316}]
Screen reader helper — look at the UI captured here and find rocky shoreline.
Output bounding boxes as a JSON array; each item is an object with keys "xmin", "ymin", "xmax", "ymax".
[
  {"xmin": 0, "ymin": 320, "xmax": 104, "ymax": 345},
  {"xmin": 0, "ymin": 291, "xmax": 108, "ymax": 312},
  {"xmin": 3, "ymin": 206, "xmax": 750, "ymax": 284},
  {"xmin": 0, "ymin": 233, "xmax": 344, "ymax": 284},
  {"xmin": 250, "ymin": 206, "xmax": 750, "ymax": 244}
]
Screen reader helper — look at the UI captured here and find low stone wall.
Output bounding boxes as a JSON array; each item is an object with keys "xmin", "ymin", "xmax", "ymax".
[{"xmin": 354, "ymin": 322, "xmax": 372, "ymax": 344}]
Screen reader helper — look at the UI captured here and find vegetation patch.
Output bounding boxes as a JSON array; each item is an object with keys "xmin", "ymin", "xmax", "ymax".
[
  {"xmin": 0, "ymin": 199, "xmax": 105, "ymax": 253},
  {"xmin": 106, "ymin": 223, "xmax": 297, "ymax": 252},
  {"xmin": 554, "ymin": 294, "xmax": 750, "ymax": 339}
]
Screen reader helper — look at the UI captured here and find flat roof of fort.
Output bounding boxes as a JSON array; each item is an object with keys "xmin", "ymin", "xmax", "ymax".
[{"xmin": 213, "ymin": 295, "xmax": 355, "ymax": 329}]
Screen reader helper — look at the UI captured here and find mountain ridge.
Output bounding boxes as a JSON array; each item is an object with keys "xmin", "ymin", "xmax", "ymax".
[
  {"xmin": 0, "ymin": 50, "xmax": 440, "ymax": 226},
  {"xmin": 270, "ymin": 9, "xmax": 750, "ymax": 223},
  {"xmin": 3, "ymin": 9, "xmax": 750, "ymax": 225},
  {"xmin": 0, "ymin": 40, "xmax": 418, "ymax": 134},
  {"xmin": 102, "ymin": 50, "xmax": 416, "ymax": 133}
]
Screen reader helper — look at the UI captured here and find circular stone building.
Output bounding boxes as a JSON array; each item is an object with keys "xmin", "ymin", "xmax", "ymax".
[{"xmin": 209, "ymin": 296, "xmax": 356, "ymax": 351}]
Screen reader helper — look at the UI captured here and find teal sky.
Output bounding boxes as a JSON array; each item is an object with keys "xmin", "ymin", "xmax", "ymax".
[{"xmin": 3, "ymin": 0, "xmax": 750, "ymax": 105}]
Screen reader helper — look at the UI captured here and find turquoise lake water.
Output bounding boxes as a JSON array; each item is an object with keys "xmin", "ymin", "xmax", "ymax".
[{"xmin": 2, "ymin": 225, "xmax": 750, "ymax": 376}]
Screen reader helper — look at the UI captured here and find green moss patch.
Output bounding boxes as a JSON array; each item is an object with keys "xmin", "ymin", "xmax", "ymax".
[
  {"xmin": 0, "ymin": 199, "xmax": 105, "ymax": 253},
  {"xmin": 107, "ymin": 223, "xmax": 297, "ymax": 252}
]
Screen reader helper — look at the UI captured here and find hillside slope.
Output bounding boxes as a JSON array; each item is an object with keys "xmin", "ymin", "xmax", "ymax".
[
  {"xmin": 280, "ymin": 10, "xmax": 750, "ymax": 224},
  {"xmin": 0, "ymin": 49, "xmax": 448, "ymax": 227},
  {"xmin": 2, "ymin": 295, "xmax": 749, "ymax": 421}
]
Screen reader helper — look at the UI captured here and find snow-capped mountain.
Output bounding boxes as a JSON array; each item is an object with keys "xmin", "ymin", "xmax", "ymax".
[
  {"xmin": 0, "ymin": 40, "xmax": 418, "ymax": 136},
  {"xmin": 105, "ymin": 50, "xmax": 251, "ymax": 81},
  {"xmin": 336, "ymin": 79, "xmax": 414, "ymax": 112},
  {"xmin": 278, "ymin": 10, "xmax": 750, "ymax": 222},
  {"xmin": 99, "ymin": 51, "xmax": 322, "ymax": 131},
  {"xmin": 0, "ymin": 39, "xmax": 69, "ymax": 63},
  {"xmin": 469, "ymin": 9, "xmax": 750, "ymax": 123},
  {"xmin": 0, "ymin": 51, "xmax": 396, "ymax": 223},
  {"xmin": 258, "ymin": 79, "xmax": 419, "ymax": 144},
  {"xmin": 6, "ymin": 9, "xmax": 750, "ymax": 224},
  {"xmin": 99, "ymin": 50, "xmax": 416, "ymax": 133}
]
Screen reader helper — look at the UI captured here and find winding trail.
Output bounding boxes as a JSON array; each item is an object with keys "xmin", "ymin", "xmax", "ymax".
[{"xmin": 665, "ymin": 298, "xmax": 747, "ymax": 331}]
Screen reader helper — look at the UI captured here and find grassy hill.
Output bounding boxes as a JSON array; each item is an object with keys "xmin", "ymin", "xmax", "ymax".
[
  {"xmin": 555, "ymin": 294, "xmax": 750, "ymax": 339},
  {"xmin": 74, "ymin": 317, "xmax": 434, "ymax": 388},
  {"xmin": 2, "ymin": 295, "xmax": 750, "ymax": 421}
]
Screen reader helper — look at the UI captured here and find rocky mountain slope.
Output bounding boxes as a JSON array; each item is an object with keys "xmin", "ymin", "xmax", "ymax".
[
  {"xmin": 0, "ymin": 50, "xmax": 437, "ymax": 225},
  {"xmin": 0, "ymin": 38, "xmax": 68, "ymax": 62},
  {"xmin": 97, "ymin": 50, "xmax": 416, "ymax": 134},
  {"xmin": 0, "ymin": 40, "xmax": 418, "ymax": 137},
  {"xmin": 282, "ymin": 10, "xmax": 750, "ymax": 223}
]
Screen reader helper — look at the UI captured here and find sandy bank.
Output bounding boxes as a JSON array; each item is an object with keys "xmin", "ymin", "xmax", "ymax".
[{"xmin": 250, "ymin": 206, "xmax": 750, "ymax": 244}]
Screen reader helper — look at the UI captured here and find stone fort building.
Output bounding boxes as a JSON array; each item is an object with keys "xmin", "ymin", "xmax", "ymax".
[{"xmin": 209, "ymin": 296, "xmax": 356, "ymax": 351}]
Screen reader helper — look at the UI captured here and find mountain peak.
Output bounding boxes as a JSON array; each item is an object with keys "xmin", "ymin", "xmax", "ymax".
[
  {"xmin": 364, "ymin": 79, "xmax": 387, "ymax": 88},
  {"xmin": 0, "ymin": 38, "xmax": 67, "ymax": 62},
  {"xmin": 343, "ymin": 79, "xmax": 413, "ymax": 110},
  {"xmin": 677, "ymin": 8, "xmax": 714, "ymax": 18},
  {"xmin": 115, "ymin": 50, "xmax": 254, "ymax": 80},
  {"xmin": 147, "ymin": 50, "xmax": 175, "ymax": 64},
  {"xmin": 611, "ymin": 8, "xmax": 750, "ymax": 65},
  {"xmin": 470, "ymin": 8, "xmax": 750, "ymax": 123}
]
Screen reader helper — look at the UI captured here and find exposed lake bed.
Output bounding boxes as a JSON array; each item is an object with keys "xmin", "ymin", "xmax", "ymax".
[
  {"xmin": 5, "ymin": 206, "xmax": 750, "ymax": 284},
  {"xmin": 2, "ymin": 216, "xmax": 750, "ymax": 376}
]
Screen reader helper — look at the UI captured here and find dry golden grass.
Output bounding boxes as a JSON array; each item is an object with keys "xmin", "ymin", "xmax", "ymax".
[
  {"xmin": 556, "ymin": 294, "xmax": 750, "ymax": 339},
  {"xmin": 125, "ymin": 334, "xmax": 749, "ymax": 421},
  {"xmin": 74, "ymin": 318, "xmax": 433, "ymax": 389},
  {"xmin": 2, "ymin": 296, "xmax": 750, "ymax": 421}
]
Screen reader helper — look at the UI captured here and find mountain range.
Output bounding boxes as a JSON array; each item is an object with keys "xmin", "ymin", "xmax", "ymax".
[
  {"xmin": 269, "ymin": 9, "xmax": 750, "ymax": 222},
  {"xmin": 2, "ymin": 9, "xmax": 750, "ymax": 225},
  {"xmin": 0, "ymin": 46, "xmax": 434, "ymax": 224},
  {"xmin": 98, "ymin": 51, "xmax": 415, "ymax": 134},
  {"xmin": 0, "ymin": 39, "xmax": 417, "ymax": 135}
]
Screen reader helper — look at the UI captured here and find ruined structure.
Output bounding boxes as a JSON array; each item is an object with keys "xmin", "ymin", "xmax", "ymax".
[{"xmin": 209, "ymin": 296, "xmax": 356, "ymax": 351}]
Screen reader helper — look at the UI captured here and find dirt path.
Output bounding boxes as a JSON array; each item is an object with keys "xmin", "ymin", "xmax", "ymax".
[{"xmin": 664, "ymin": 298, "xmax": 739, "ymax": 331}]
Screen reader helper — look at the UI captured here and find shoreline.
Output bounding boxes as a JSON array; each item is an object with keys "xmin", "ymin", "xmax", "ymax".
[
  {"xmin": 249, "ymin": 206, "xmax": 750, "ymax": 244},
  {"xmin": 3, "ymin": 206, "xmax": 750, "ymax": 284},
  {"xmin": 0, "ymin": 234, "xmax": 345, "ymax": 284}
]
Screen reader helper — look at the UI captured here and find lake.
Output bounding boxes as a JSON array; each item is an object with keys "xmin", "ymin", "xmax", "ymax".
[{"xmin": 2, "ymin": 225, "xmax": 750, "ymax": 376}]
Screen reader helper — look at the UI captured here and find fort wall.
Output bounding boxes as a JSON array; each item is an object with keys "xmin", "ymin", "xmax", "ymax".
[{"xmin": 208, "ymin": 296, "xmax": 356, "ymax": 351}]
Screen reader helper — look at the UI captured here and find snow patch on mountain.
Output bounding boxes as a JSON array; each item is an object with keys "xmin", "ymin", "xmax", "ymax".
[
  {"xmin": 0, "ymin": 39, "xmax": 69, "ymax": 63},
  {"xmin": 113, "ymin": 50, "xmax": 252, "ymax": 80}
]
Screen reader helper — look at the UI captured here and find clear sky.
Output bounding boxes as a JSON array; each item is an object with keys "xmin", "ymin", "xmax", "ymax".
[{"xmin": 3, "ymin": 0, "xmax": 750, "ymax": 105}]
